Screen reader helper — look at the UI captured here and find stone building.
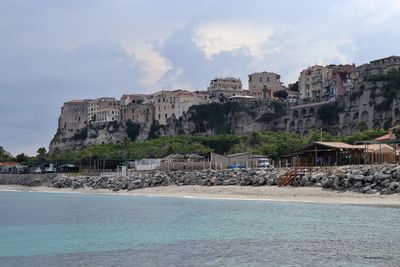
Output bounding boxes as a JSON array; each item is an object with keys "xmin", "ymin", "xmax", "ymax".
[
  {"xmin": 120, "ymin": 102, "xmax": 154, "ymax": 125},
  {"xmin": 57, "ymin": 100, "xmax": 91, "ymax": 139},
  {"xmin": 120, "ymin": 94, "xmax": 148, "ymax": 105},
  {"xmin": 148, "ymin": 90, "xmax": 208, "ymax": 125},
  {"xmin": 207, "ymin": 77, "xmax": 243, "ymax": 102},
  {"xmin": 87, "ymin": 97, "xmax": 120, "ymax": 122},
  {"xmin": 248, "ymin": 71, "xmax": 285, "ymax": 99}
]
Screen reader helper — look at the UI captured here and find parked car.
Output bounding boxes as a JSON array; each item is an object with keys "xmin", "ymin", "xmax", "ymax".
[
  {"xmin": 257, "ymin": 158, "xmax": 273, "ymax": 168},
  {"xmin": 31, "ymin": 167, "xmax": 42, "ymax": 174},
  {"xmin": 42, "ymin": 163, "xmax": 56, "ymax": 173},
  {"xmin": 227, "ymin": 163, "xmax": 246, "ymax": 169},
  {"xmin": 57, "ymin": 164, "xmax": 79, "ymax": 173}
]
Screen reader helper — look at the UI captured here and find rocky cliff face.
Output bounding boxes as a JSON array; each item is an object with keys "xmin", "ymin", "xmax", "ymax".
[
  {"xmin": 0, "ymin": 146, "xmax": 12, "ymax": 160},
  {"xmin": 49, "ymin": 100, "xmax": 288, "ymax": 153},
  {"xmin": 150, "ymin": 101, "xmax": 288, "ymax": 138},
  {"xmin": 49, "ymin": 121, "xmax": 151, "ymax": 153}
]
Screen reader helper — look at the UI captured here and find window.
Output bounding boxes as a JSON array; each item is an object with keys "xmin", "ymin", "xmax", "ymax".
[
  {"xmin": 267, "ymin": 77, "xmax": 270, "ymax": 82},
  {"xmin": 158, "ymin": 114, "xmax": 161, "ymax": 119},
  {"xmin": 164, "ymin": 113, "xmax": 167, "ymax": 119},
  {"xmin": 158, "ymin": 99, "xmax": 161, "ymax": 103},
  {"xmin": 259, "ymin": 77, "xmax": 262, "ymax": 82}
]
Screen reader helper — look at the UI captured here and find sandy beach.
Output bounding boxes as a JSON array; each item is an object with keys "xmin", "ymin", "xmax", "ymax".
[{"xmin": 1, "ymin": 184, "xmax": 400, "ymax": 206}]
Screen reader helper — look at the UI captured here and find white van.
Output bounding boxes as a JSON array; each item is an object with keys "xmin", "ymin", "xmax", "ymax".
[{"xmin": 258, "ymin": 158, "xmax": 272, "ymax": 168}]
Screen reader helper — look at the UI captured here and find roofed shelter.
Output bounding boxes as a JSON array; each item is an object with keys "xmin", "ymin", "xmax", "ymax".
[
  {"xmin": 288, "ymin": 142, "xmax": 364, "ymax": 167},
  {"xmin": 354, "ymin": 144, "xmax": 398, "ymax": 164}
]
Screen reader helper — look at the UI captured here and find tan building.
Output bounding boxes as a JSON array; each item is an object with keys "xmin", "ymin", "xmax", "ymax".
[
  {"xmin": 87, "ymin": 97, "xmax": 120, "ymax": 122},
  {"xmin": 120, "ymin": 102, "xmax": 154, "ymax": 125},
  {"xmin": 248, "ymin": 72, "xmax": 285, "ymax": 99},
  {"xmin": 208, "ymin": 77, "xmax": 243, "ymax": 102},
  {"xmin": 58, "ymin": 100, "xmax": 91, "ymax": 138},
  {"xmin": 148, "ymin": 90, "xmax": 208, "ymax": 125}
]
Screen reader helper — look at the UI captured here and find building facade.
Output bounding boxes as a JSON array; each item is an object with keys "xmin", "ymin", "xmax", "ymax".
[
  {"xmin": 207, "ymin": 77, "xmax": 243, "ymax": 102},
  {"xmin": 120, "ymin": 102, "xmax": 154, "ymax": 125},
  {"xmin": 58, "ymin": 100, "xmax": 91, "ymax": 138},
  {"xmin": 248, "ymin": 72, "xmax": 285, "ymax": 99},
  {"xmin": 147, "ymin": 90, "xmax": 208, "ymax": 125},
  {"xmin": 95, "ymin": 108, "xmax": 120, "ymax": 123},
  {"xmin": 87, "ymin": 97, "xmax": 120, "ymax": 122},
  {"xmin": 298, "ymin": 65, "xmax": 356, "ymax": 103}
]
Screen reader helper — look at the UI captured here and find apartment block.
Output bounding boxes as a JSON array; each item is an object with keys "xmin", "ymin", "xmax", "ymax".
[{"xmin": 298, "ymin": 64, "xmax": 356, "ymax": 102}]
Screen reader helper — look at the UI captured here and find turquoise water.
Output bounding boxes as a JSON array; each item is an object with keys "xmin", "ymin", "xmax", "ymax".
[{"xmin": 0, "ymin": 191, "xmax": 399, "ymax": 266}]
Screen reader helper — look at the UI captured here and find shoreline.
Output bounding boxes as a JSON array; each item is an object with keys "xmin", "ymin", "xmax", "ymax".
[{"xmin": 1, "ymin": 185, "xmax": 400, "ymax": 207}]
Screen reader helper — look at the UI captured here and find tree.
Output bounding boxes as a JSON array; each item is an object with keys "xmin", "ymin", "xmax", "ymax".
[
  {"xmin": 316, "ymin": 103, "xmax": 342, "ymax": 125},
  {"xmin": 15, "ymin": 153, "xmax": 29, "ymax": 163},
  {"xmin": 273, "ymin": 90, "xmax": 289, "ymax": 99},
  {"xmin": 357, "ymin": 122, "xmax": 368, "ymax": 132},
  {"xmin": 126, "ymin": 120, "xmax": 141, "ymax": 141},
  {"xmin": 288, "ymin": 81, "xmax": 299, "ymax": 92},
  {"xmin": 393, "ymin": 128, "xmax": 400, "ymax": 140},
  {"xmin": 37, "ymin": 147, "xmax": 47, "ymax": 156}
]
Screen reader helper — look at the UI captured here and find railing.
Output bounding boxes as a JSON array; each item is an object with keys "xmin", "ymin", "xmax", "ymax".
[{"xmin": 278, "ymin": 166, "xmax": 335, "ymax": 186}]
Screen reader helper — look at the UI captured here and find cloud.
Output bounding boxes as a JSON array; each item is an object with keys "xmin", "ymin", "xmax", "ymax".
[
  {"xmin": 0, "ymin": 40, "xmax": 146, "ymax": 156},
  {"xmin": 194, "ymin": 21, "xmax": 274, "ymax": 59},
  {"xmin": 331, "ymin": 0, "xmax": 400, "ymax": 24},
  {"xmin": 155, "ymin": 25, "xmax": 255, "ymax": 90},
  {"xmin": 1, "ymin": 0, "xmax": 400, "ymax": 155}
]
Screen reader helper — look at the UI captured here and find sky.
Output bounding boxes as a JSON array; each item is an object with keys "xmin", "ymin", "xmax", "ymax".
[{"xmin": 1, "ymin": 0, "xmax": 400, "ymax": 156}]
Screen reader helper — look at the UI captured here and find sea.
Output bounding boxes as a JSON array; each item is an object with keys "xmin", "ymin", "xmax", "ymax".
[{"xmin": 0, "ymin": 191, "xmax": 399, "ymax": 267}]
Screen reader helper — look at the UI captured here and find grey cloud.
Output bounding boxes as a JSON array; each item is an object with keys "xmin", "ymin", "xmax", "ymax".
[
  {"xmin": 0, "ymin": 40, "xmax": 145, "ymax": 155},
  {"xmin": 155, "ymin": 26, "xmax": 254, "ymax": 89}
]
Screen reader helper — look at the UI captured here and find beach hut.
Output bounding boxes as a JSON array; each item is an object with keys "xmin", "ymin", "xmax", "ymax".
[
  {"xmin": 354, "ymin": 144, "xmax": 397, "ymax": 164},
  {"xmin": 287, "ymin": 142, "xmax": 364, "ymax": 167}
]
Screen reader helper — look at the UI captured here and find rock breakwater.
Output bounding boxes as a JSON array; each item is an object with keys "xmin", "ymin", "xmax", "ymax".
[{"xmin": 1, "ymin": 164, "xmax": 400, "ymax": 195}]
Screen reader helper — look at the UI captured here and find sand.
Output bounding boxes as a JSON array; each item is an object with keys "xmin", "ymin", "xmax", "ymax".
[{"xmin": 2, "ymin": 185, "xmax": 400, "ymax": 206}]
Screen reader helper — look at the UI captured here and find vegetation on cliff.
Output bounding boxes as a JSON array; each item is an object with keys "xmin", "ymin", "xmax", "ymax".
[
  {"xmin": 0, "ymin": 146, "xmax": 13, "ymax": 162},
  {"xmin": 12, "ymin": 129, "xmax": 385, "ymax": 164}
]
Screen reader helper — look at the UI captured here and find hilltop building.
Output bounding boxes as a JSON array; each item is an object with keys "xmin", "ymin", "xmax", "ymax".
[
  {"xmin": 298, "ymin": 64, "xmax": 356, "ymax": 103},
  {"xmin": 248, "ymin": 72, "xmax": 285, "ymax": 99},
  {"xmin": 57, "ymin": 100, "xmax": 91, "ymax": 139},
  {"xmin": 147, "ymin": 90, "xmax": 209, "ymax": 125},
  {"xmin": 208, "ymin": 77, "xmax": 243, "ymax": 102},
  {"xmin": 87, "ymin": 97, "xmax": 120, "ymax": 123}
]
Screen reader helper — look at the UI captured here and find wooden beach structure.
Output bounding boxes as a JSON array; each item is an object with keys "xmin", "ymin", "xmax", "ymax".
[{"xmin": 281, "ymin": 142, "xmax": 364, "ymax": 167}]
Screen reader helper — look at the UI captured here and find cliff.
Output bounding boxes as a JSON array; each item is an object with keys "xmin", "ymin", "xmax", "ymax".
[
  {"xmin": 49, "ymin": 100, "xmax": 288, "ymax": 154},
  {"xmin": 0, "ymin": 146, "xmax": 12, "ymax": 161}
]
